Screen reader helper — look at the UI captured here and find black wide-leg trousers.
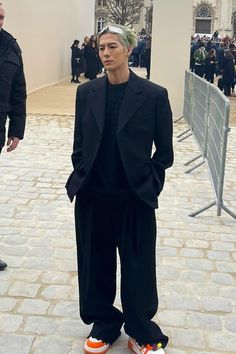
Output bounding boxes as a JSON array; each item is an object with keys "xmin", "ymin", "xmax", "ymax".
[{"xmin": 74, "ymin": 196, "xmax": 168, "ymax": 347}]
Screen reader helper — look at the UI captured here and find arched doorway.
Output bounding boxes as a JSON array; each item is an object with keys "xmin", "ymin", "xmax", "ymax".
[{"xmin": 194, "ymin": 4, "xmax": 213, "ymax": 34}]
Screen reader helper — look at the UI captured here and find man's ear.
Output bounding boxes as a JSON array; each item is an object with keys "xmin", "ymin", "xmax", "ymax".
[{"xmin": 127, "ymin": 47, "xmax": 133, "ymax": 57}]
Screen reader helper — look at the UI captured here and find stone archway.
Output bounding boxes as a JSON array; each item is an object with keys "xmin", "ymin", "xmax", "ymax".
[{"xmin": 194, "ymin": 3, "xmax": 214, "ymax": 34}]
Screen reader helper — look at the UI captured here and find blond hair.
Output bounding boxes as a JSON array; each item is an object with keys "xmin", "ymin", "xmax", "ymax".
[{"xmin": 98, "ymin": 24, "xmax": 137, "ymax": 49}]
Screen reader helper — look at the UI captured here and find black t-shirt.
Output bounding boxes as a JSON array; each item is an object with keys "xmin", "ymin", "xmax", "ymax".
[{"xmin": 88, "ymin": 78, "xmax": 132, "ymax": 201}]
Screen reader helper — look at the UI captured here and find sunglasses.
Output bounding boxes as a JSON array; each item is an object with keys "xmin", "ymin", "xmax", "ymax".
[{"xmin": 99, "ymin": 25, "xmax": 124, "ymax": 35}]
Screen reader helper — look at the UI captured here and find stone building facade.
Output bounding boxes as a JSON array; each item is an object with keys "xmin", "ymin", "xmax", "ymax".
[
  {"xmin": 95, "ymin": 1, "xmax": 236, "ymax": 37},
  {"xmin": 95, "ymin": 0, "xmax": 153, "ymax": 34},
  {"xmin": 193, "ymin": 0, "xmax": 236, "ymax": 37}
]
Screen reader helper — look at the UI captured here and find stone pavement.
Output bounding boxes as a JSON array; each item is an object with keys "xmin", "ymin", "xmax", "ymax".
[{"xmin": 0, "ymin": 70, "xmax": 236, "ymax": 354}]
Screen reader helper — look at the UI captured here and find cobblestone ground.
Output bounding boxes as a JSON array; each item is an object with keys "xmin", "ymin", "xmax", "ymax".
[{"xmin": 0, "ymin": 108, "xmax": 236, "ymax": 352}]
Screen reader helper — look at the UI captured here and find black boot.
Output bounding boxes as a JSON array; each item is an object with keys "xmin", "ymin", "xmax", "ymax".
[{"xmin": 0, "ymin": 259, "xmax": 7, "ymax": 271}]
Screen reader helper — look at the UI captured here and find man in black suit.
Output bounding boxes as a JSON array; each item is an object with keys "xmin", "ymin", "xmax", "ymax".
[
  {"xmin": 66, "ymin": 24, "xmax": 173, "ymax": 354},
  {"xmin": 0, "ymin": 2, "xmax": 26, "ymax": 271}
]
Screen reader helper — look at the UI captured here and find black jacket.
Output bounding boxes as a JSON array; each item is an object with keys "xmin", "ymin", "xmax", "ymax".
[
  {"xmin": 221, "ymin": 57, "xmax": 235, "ymax": 85},
  {"xmin": 71, "ymin": 45, "xmax": 85, "ymax": 76},
  {"xmin": 66, "ymin": 70, "xmax": 174, "ymax": 208},
  {"xmin": 0, "ymin": 29, "xmax": 26, "ymax": 149},
  {"xmin": 84, "ymin": 45, "xmax": 99, "ymax": 80}
]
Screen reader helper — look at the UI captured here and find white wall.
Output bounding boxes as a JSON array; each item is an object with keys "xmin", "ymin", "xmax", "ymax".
[
  {"xmin": 220, "ymin": 0, "xmax": 233, "ymax": 33},
  {"xmin": 3, "ymin": 0, "xmax": 95, "ymax": 92},
  {"xmin": 151, "ymin": 0, "xmax": 193, "ymax": 117}
]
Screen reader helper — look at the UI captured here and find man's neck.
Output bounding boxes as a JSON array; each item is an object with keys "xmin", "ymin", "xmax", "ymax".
[{"xmin": 107, "ymin": 67, "xmax": 130, "ymax": 84}]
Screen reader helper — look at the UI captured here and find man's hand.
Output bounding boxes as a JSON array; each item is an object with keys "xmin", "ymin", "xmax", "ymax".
[{"xmin": 6, "ymin": 137, "xmax": 20, "ymax": 152}]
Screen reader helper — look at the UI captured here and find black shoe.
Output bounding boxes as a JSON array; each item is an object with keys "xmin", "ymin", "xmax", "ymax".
[
  {"xmin": 74, "ymin": 79, "xmax": 81, "ymax": 83},
  {"xmin": 0, "ymin": 259, "xmax": 7, "ymax": 271}
]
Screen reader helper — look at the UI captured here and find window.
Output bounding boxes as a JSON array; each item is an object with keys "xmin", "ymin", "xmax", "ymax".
[
  {"xmin": 97, "ymin": 17, "xmax": 106, "ymax": 33},
  {"xmin": 196, "ymin": 19, "xmax": 211, "ymax": 34},
  {"xmin": 196, "ymin": 6, "xmax": 212, "ymax": 18},
  {"xmin": 97, "ymin": 0, "xmax": 107, "ymax": 6},
  {"xmin": 194, "ymin": 4, "xmax": 213, "ymax": 34}
]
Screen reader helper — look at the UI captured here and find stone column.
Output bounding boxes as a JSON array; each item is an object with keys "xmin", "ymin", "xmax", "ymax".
[
  {"xmin": 219, "ymin": 0, "xmax": 232, "ymax": 36},
  {"xmin": 150, "ymin": 0, "xmax": 193, "ymax": 117}
]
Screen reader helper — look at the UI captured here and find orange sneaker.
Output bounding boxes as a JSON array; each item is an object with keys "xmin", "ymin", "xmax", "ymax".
[
  {"xmin": 84, "ymin": 336, "xmax": 111, "ymax": 354},
  {"xmin": 128, "ymin": 337, "xmax": 165, "ymax": 354}
]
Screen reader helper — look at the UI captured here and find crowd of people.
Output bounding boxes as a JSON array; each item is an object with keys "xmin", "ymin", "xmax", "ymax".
[
  {"xmin": 72, "ymin": 30, "xmax": 236, "ymax": 96},
  {"xmin": 131, "ymin": 33, "xmax": 152, "ymax": 79},
  {"xmin": 70, "ymin": 35, "xmax": 101, "ymax": 82},
  {"xmin": 70, "ymin": 29, "xmax": 152, "ymax": 82},
  {"xmin": 191, "ymin": 33, "xmax": 236, "ymax": 96}
]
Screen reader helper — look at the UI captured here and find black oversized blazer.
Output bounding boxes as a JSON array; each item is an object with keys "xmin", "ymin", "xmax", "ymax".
[{"xmin": 66, "ymin": 70, "xmax": 174, "ymax": 208}]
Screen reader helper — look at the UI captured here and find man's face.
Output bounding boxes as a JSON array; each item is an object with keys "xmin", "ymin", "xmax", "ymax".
[
  {"xmin": 98, "ymin": 33, "xmax": 131, "ymax": 72},
  {"xmin": 0, "ymin": 7, "xmax": 5, "ymax": 29}
]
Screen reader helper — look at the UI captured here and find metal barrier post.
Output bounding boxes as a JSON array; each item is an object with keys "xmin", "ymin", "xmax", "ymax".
[
  {"xmin": 189, "ymin": 201, "xmax": 216, "ymax": 217},
  {"xmin": 174, "ymin": 116, "xmax": 184, "ymax": 124},
  {"xmin": 184, "ymin": 75, "xmax": 210, "ymax": 172},
  {"xmin": 216, "ymin": 101, "xmax": 236, "ymax": 219},
  {"xmin": 184, "ymin": 154, "xmax": 202, "ymax": 166},
  {"xmin": 177, "ymin": 72, "xmax": 195, "ymax": 140}
]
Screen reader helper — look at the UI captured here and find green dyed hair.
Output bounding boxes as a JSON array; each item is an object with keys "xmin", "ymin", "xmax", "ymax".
[{"xmin": 98, "ymin": 24, "xmax": 138, "ymax": 48}]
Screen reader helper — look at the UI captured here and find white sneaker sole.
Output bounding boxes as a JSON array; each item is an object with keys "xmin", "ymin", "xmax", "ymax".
[{"xmin": 128, "ymin": 339, "xmax": 165, "ymax": 354}]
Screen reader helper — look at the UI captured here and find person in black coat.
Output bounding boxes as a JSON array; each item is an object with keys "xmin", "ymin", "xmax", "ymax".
[
  {"xmin": 66, "ymin": 24, "xmax": 173, "ymax": 354},
  {"xmin": 71, "ymin": 39, "xmax": 84, "ymax": 83},
  {"xmin": 221, "ymin": 50, "xmax": 235, "ymax": 96},
  {"xmin": 204, "ymin": 48, "xmax": 216, "ymax": 83},
  {"xmin": 84, "ymin": 39, "xmax": 99, "ymax": 80},
  {"xmin": 214, "ymin": 41, "xmax": 225, "ymax": 76},
  {"xmin": 0, "ymin": 3, "xmax": 26, "ymax": 271},
  {"xmin": 144, "ymin": 35, "xmax": 151, "ymax": 79},
  {"xmin": 229, "ymin": 43, "xmax": 236, "ymax": 92},
  {"xmin": 81, "ymin": 36, "xmax": 90, "ymax": 78}
]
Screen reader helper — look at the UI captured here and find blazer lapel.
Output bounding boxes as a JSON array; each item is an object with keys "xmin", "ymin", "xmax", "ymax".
[
  {"xmin": 87, "ymin": 76, "xmax": 107, "ymax": 134},
  {"xmin": 86, "ymin": 71, "xmax": 145, "ymax": 136},
  {"xmin": 117, "ymin": 71, "xmax": 145, "ymax": 134}
]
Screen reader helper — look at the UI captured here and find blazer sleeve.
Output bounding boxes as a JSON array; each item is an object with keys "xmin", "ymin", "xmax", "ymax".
[
  {"xmin": 71, "ymin": 87, "xmax": 84, "ymax": 171},
  {"xmin": 65, "ymin": 86, "xmax": 85, "ymax": 202},
  {"xmin": 151, "ymin": 88, "xmax": 174, "ymax": 194}
]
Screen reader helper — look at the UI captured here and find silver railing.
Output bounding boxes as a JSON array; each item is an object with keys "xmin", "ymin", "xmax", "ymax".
[{"xmin": 177, "ymin": 71, "xmax": 236, "ymax": 219}]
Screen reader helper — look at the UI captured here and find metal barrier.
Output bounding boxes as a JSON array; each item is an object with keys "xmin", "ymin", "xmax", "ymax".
[
  {"xmin": 184, "ymin": 74, "xmax": 209, "ymax": 172},
  {"xmin": 184, "ymin": 71, "xmax": 195, "ymax": 128},
  {"xmin": 176, "ymin": 71, "xmax": 193, "ymax": 139},
  {"xmin": 178, "ymin": 71, "xmax": 236, "ymax": 219}
]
